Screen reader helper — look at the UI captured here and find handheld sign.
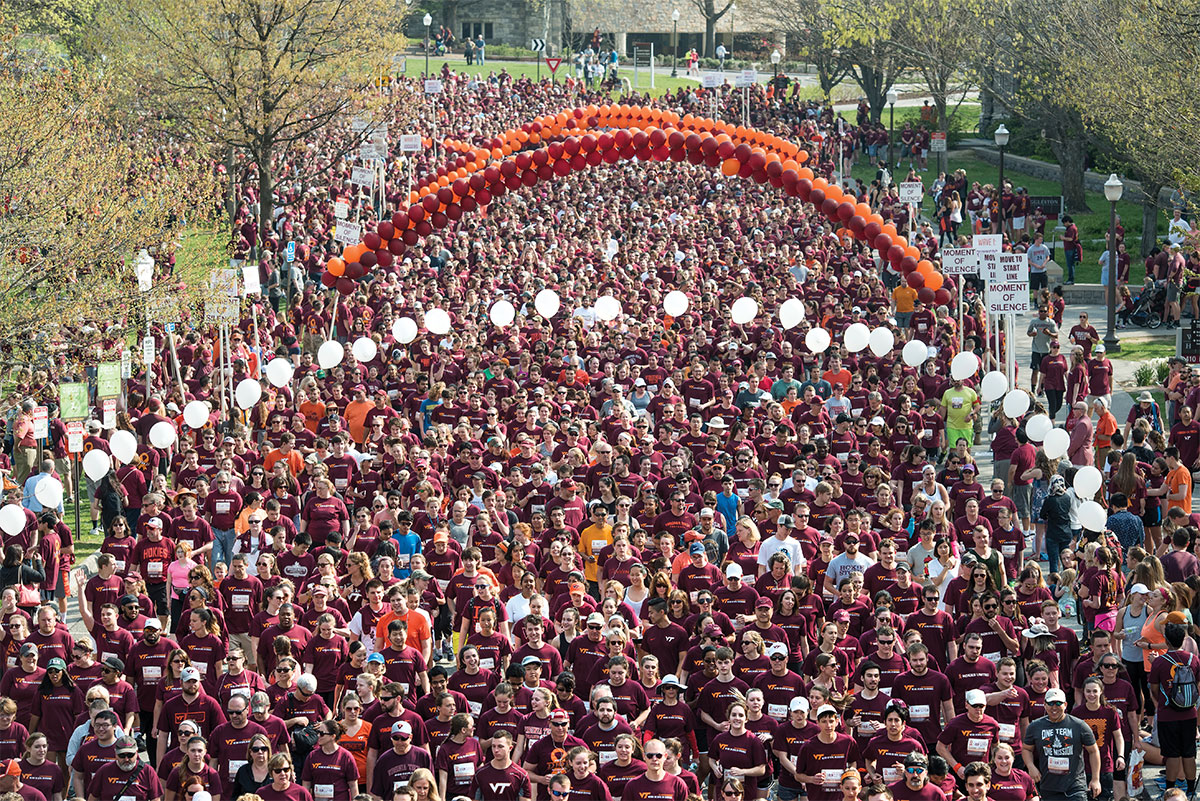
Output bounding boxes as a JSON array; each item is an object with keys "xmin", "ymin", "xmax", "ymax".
[
  {"xmin": 351, "ymin": 166, "xmax": 376, "ymax": 187},
  {"xmin": 941, "ymin": 247, "xmax": 978, "ymax": 275},
  {"xmin": 399, "ymin": 135, "xmax": 422, "ymax": 153},
  {"xmin": 334, "ymin": 220, "xmax": 362, "ymax": 245},
  {"xmin": 334, "ymin": 201, "xmax": 350, "ymax": 219},
  {"xmin": 736, "ymin": 69, "xmax": 757, "ymax": 87},
  {"xmin": 984, "ymin": 253, "xmax": 1031, "ymax": 314},
  {"xmin": 974, "ymin": 234, "xmax": 1003, "ymax": 254},
  {"xmin": 424, "ymin": 79, "xmax": 443, "ymax": 94},
  {"xmin": 898, "ymin": 182, "xmax": 924, "ymax": 204},
  {"xmin": 142, "ymin": 335, "xmax": 156, "ymax": 366},
  {"xmin": 702, "ymin": 73, "xmax": 721, "ymax": 89}
]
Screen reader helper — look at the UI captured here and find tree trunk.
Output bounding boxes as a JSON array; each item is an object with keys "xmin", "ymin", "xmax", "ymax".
[
  {"xmin": 705, "ymin": 18, "xmax": 716, "ymax": 57},
  {"xmin": 1050, "ymin": 137, "xmax": 1091, "ymax": 214},
  {"xmin": 1141, "ymin": 180, "xmax": 1163, "ymax": 257},
  {"xmin": 257, "ymin": 145, "xmax": 274, "ymax": 254},
  {"xmin": 854, "ymin": 63, "xmax": 885, "ymax": 122},
  {"xmin": 225, "ymin": 145, "xmax": 237, "ymax": 236}
]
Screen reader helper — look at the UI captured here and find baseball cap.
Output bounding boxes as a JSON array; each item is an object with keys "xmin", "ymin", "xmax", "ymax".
[
  {"xmin": 521, "ymin": 656, "xmax": 542, "ymax": 668},
  {"xmin": 766, "ymin": 642, "xmax": 788, "ymax": 657},
  {"xmin": 568, "ymin": 582, "xmax": 586, "ymax": 594},
  {"xmin": 46, "ymin": 658, "xmax": 66, "ymax": 671},
  {"xmin": 391, "ymin": 721, "xmax": 413, "ymax": 736},
  {"xmin": 725, "ymin": 563, "xmax": 743, "ymax": 579},
  {"xmin": 550, "ymin": 709, "xmax": 570, "ymax": 723},
  {"xmin": 700, "ymin": 507, "xmax": 715, "ymax": 518},
  {"xmin": 119, "ymin": 594, "xmax": 139, "ymax": 606},
  {"xmin": 311, "ymin": 585, "xmax": 328, "ymax": 597},
  {"xmin": 1046, "ymin": 688, "xmax": 1068, "ymax": 704},
  {"xmin": 433, "ymin": 531, "xmax": 448, "ymax": 543},
  {"xmin": 965, "ymin": 689, "xmax": 987, "ymax": 707},
  {"xmin": 146, "ymin": 517, "xmax": 163, "ymax": 529},
  {"xmin": 756, "ymin": 597, "xmax": 774, "ymax": 609},
  {"xmin": 1129, "ymin": 583, "xmax": 1150, "ymax": 595},
  {"xmin": 103, "ymin": 657, "xmax": 125, "ymax": 672},
  {"xmin": 789, "ymin": 697, "xmax": 810, "ymax": 713},
  {"xmin": 895, "ymin": 562, "xmax": 911, "ymax": 573},
  {"xmin": 586, "ymin": 612, "xmax": 605, "ymax": 626},
  {"xmin": 689, "ymin": 542, "xmax": 705, "ymax": 555},
  {"xmin": 832, "ymin": 610, "xmax": 851, "ymax": 623},
  {"xmin": 181, "ymin": 666, "xmax": 201, "ymax": 682},
  {"xmin": 816, "ymin": 704, "xmax": 838, "ymax": 718},
  {"xmin": 144, "ymin": 618, "xmax": 162, "ymax": 630},
  {"xmin": 904, "ymin": 752, "xmax": 928, "ymax": 767},
  {"xmin": 367, "ymin": 653, "xmax": 385, "ymax": 664},
  {"xmin": 114, "ymin": 736, "xmax": 139, "ymax": 756},
  {"xmin": 18, "ymin": 643, "xmax": 36, "ymax": 658}
]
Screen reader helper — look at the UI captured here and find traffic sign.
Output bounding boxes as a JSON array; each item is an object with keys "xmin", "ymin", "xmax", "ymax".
[
  {"xmin": 931, "ymin": 132, "xmax": 947, "ymax": 152},
  {"xmin": 32, "ymin": 406, "xmax": 47, "ymax": 440},
  {"xmin": 530, "ymin": 38, "xmax": 546, "ymax": 52},
  {"xmin": 545, "ymin": 57, "xmax": 561, "ymax": 73},
  {"xmin": 67, "ymin": 422, "xmax": 84, "ymax": 454},
  {"xmin": 286, "ymin": 241, "xmax": 296, "ymax": 263}
]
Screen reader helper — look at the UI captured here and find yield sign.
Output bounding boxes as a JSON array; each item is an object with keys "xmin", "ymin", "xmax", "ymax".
[{"xmin": 545, "ymin": 57, "xmax": 562, "ymax": 73}]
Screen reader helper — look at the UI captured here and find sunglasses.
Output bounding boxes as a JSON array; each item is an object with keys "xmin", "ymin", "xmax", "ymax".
[
  {"xmin": 906, "ymin": 766, "xmax": 926, "ymax": 774},
  {"xmin": 250, "ymin": 746, "xmax": 269, "ymax": 752},
  {"xmin": 391, "ymin": 733, "xmax": 411, "ymax": 740},
  {"xmin": 550, "ymin": 721, "xmax": 568, "ymax": 727},
  {"xmin": 272, "ymin": 767, "xmax": 292, "ymax": 774}
]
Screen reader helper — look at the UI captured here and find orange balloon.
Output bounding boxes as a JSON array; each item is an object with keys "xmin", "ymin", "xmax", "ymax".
[
  {"xmin": 926, "ymin": 272, "xmax": 945, "ymax": 291},
  {"xmin": 326, "ymin": 257, "xmax": 345, "ymax": 276},
  {"xmin": 798, "ymin": 167, "xmax": 814, "ymax": 181},
  {"xmin": 882, "ymin": 224, "xmax": 898, "ymax": 239},
  {"xmin": 437, "ymin": 176, "xmax": 450, "ymax": 187},
  {"xmin": 812, "ymin": 178, "xmax": 828, "ymax": 191},
  {"xmin": 855, "ymin": 203, "xmax": 872, "ymax": 218},
  {"xmin": 917, "ymin": 260, "xmax": 934, "ymax": 273},
  {"xmin": 721, "ymin": 158, "xmax": 741, "ymax": 176},
  {"xmin": 905, "ymin": 246, "xmax": 920, "ymax": 260},
  {"xmin": 869, "ymin": 213, "xmax": 885, "ymax": 226}
]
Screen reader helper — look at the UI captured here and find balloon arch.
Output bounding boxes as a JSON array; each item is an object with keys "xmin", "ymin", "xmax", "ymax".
[{"xmin": 322, "ymin": 104, "xmax": 948, "ymax": 304}]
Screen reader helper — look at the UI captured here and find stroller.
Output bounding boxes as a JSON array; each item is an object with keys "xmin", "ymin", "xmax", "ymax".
[{"xmin": 1121, "ymin": 280, "xmax": 1165, "ymax": 328}]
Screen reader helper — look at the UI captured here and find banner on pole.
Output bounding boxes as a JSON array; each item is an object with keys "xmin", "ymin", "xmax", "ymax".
[
  {"xmin": 702, "ymin": 73, "xmax": 721, "ymax": 88},
  {"xmin": 984, "ymin": 253, "xmax": 1031, "ymax": 314},
  {"xmin": 974, "ymin": 233, "xmax": 1003, "ymax": 254},
  {"xmin": 97, "ymin": 363, "xmax": 121, "ymax": 399},
  {"xmin": 399, "ymin": 135, "xmax": 422, "ymax": 152},
  {"xmin": 334, "ymin": 220, "xmax": 362, "ymax": 245},
  {"xmin": 58, "ymin": 383, "xmax": 88, "ymax": 421},
  {"xmin": 351, "ymin": 166, "xmax": 376, "ymax": 187}
]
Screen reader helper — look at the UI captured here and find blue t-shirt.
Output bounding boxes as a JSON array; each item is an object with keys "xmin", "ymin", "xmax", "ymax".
[
  {"xmin": 394, "ymin": 531, "xmax": 423, "ymax": 577},
  {"xmin": 715, "ymin": 492, "xmax": 741, "ymax": 533}
]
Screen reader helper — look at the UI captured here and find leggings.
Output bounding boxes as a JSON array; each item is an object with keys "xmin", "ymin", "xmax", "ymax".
[
  {"xmin": 1046, "ymin": 389, "xmax": 1065, "ymax": 420},
  {"xmin": 1123, "ymin": 657, "xmax": 1155, "ymax": 719}
]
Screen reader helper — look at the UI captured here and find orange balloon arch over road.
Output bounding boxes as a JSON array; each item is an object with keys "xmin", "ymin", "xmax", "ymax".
[{"xmin": 322, "ymin": 104, "xmax": 945, "ymax": 302}]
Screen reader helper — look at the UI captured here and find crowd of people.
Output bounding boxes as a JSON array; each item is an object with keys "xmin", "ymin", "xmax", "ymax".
[{"xmin": 3, "ymin": 61, "xmax": 1200, "ymax": 801}]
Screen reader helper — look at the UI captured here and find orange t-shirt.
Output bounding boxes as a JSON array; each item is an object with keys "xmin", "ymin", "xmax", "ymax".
[
  {"xmin": 375, "ymin": 609, "xmax": 432, "ymax": 651},
  {"xmin": 1167, "ymin": 464, "xmax": 1193, "ymax": 512},
  {"xmin": 1095, "ymin": 413, "xmax": 1118, "ymax": 450},
  {"xmin": 893, "ymin": 286, "xmax": 918, "ymax": 314},
  {"xmin": 299, "ymin": 401, "xmax": 326, "ymax": 432},
  {"xmin": 343, "ymin": 400, "xmax": 374, "ymax": 443},
  {"xmin": 264, "ymin": 448, "xmax": 304, "ymax": 475},
  {"xmin": 823, "ymin": 369, "xmax": 853, "ymax": 390}
]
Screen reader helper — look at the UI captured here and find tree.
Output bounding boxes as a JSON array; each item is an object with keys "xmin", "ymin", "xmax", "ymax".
[
  {"xmin": 0, "ymin": 45, "xmax": 218, "ymax": 376},
  {"xmin": 747, "ymin": 0, "xmax": 852, "ymax": 101},
  {"xmin": 691, "ymin": 0, "xmax": 736, "ymax": 57},
  {"xmin": 104, "ymin": 0, "xmax": 404, "ymax": 248}
]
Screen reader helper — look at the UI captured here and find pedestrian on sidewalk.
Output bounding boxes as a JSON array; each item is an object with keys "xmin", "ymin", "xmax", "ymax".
[{"xmin": 1027, "ymin": 306, "xmax": 1059, "ymax": 394}]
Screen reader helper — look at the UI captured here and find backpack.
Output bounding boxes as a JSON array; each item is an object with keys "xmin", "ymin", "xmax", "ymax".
[{"xmin": 1161, "ymin": 653, "xmax": 1199, "ymax": 710}]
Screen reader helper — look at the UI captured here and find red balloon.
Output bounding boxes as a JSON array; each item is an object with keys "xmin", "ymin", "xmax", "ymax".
[
  {"xmin": 597, "ymin": 133, "xmax": 614, "ymax": 151},
  {"xmin": 810, "ymin": 189, "xmax": 826, "ymax": 207},
  {"xmin": 766, "ymin": 161, "xmax": 783, "ymax": 178},
  {"xmin": 917, "ymin": 287, "xmax": 936, "ymax": 304},
  {"xmin": 532, "ymin": 149, "xmax": 549, "ymax": 166},
  {"xmin": 717, "ymin": 141, "xmax": 735, "ymax": 159},
  {"xmin": 703, "ymin": 151, "xmax": 721, "ymax": 168},
  {"xmin": 580, "ymin": 134, "xmax": 598, "ymax": 152},
  {"xmin": 402, "ymin": 229, "xmax": 419, "ymax": 246},
  {"xmin": 388, "ymin": 238, "xmax": 406, "ymax": 255},
  {"xmin": 737, "ymin": 160, "xmax": 753, "ymax": 177},
  {"xmin": 563, "ymin": 137, "xmax": 581, "ymax": 155},
  {"xmin": 848, "ymin": 216, "xmax": 866, "ymax": 237},
  {"xmin": 863, "ymin": 221, "xmax": 882, "ymax": 241},
  {"xmin": 474, "ymin": 189, "xmax": 491, "ymax": 206},
  {"xmin": 796, "ymin": 179, "xmax": 812, "ymax": 201},
  {"xmin": 346, "ymin": 260, "xmax": 366, "ymax": 278},
  {"xmin": 613, "ymin": 130, "xmax": 631, "ymax": 149},
  {"xmin": 407, "ymin": 204, "xmax": 425, "ymax": 222},
  {"xmin": 604, "ymin": 149, "xmax": 622, "ymax": 164},
  {"xmin": 586, "ymin": 150, "xmax": 602, "ymax": 166},
  {"xmin": 734, "ymin": 143, "xmax": 752, "ymax": 162},
  {"xmin": 376, "ymin": 221, "xmax": 395, "ymax": 240},
  {"xmin": 336, "ymin": 278, "xmax": 356, "ymax": 295},
  {"xmin": 504, "ymin": 174, "xmax": 522, "ymax": 190},
  {"xmin": 421, "ymin": 195, "xmax": 439, "ymax": 213},
  {"xmin": 650, "ymin": 129, "xmax": 668, "ymax": 149},
  {"xmin": 521, "ymin": 169, "xmax": 538, "ymax": 186},
  {"xmin": 430, "ymin": 211, "xmax": 448, "ymax": 229},
  {"xmin": 632, "ymin": 131, "xmax": 649, "ymax": 150},
  {"xmin": 700, "ymin": 136, "xmax": 718, "ymax": 155},
  {"xmin": 935, "ymin": 288, "xmax": 952, "ymax": 306},
  {"xmin": 469, "ymin": 174, "xmax": 486, "ymax": 192},
  {"xmin": 571, "ymin": 154, "xmax": 587, "ymax": 170},
  {"xmin": 874, "ymin": 233, "xmax": 893, "ymax": 252},
  {"xmin": 547, "ymin": 142, "xmax": 564, "ymax": 160},
  {"xmin": 320, "ymin": 271, "xmax": 338, "ymax": 288},
  {"xmin": 748, "ymin": 152, "xmax": 766, "ymax": 171},
  {"xmin": 906, "ymin": 271, "xmax": 925, "ymax": 288},
  {"xmin": 822, "ymin": 198, "xmax": 840, "ymax": 219},
  {"xmin": 362, "ymin": 232, "xmax": 382, "ymax": 251},
  {"xmin": 515, "ymin": 152, "xmax": 533, "ymax": 170},
  {"xmin": 375, "ymin": 249, "xmax": 393, "ymax": 268},
  {"xmin": 684, "ymin": 133, "xmax": 702, "ymax": 151},
  {"xmin": 358, "ymin": 251, "xmax": 376, "ymax": 269},
  {"xmin": 490, "ymin": 181, "xmax": 507, "ymax": 197},
  {"xmin": 499, "ymin": 161, "xmax": 518, "ymax": 178},
  {"xmin": 445, "ymin": 203, "xmax": 462, "ymax": 221},
  {"xmin": 887, "ymin": 245, "xmax": 905, "ymax": 265},
  {"xmin": 416, "ymin": 220, "xmax": 432, "ymax": 237},
  {"xmin": 686, "ymin": 149, "xmax": 704, "ymax": 165},
  {"xmin": 537, "ymin": 163, "xmax": 554, "ymax": 179},
  {"xmin": 836, "ymin": 202, "xmax": 855, "ymax": 222},
  {"xmin": 668, "ymin": 130, "xmax": 685, "ymax": 149},
  {"xmin": 460, "ymin": 196, "xmax": 478, "ymax": 212},
  {"xmin": 554, "ymin": 159, "xmax": 571, "ymax": 176},
  {"xmin": 900, "ymin": 255, "xmax": 918, "ymax": 273},
  {"xmin": 452, "ymin": 179, "xmax": 470, "ymax": 197}
]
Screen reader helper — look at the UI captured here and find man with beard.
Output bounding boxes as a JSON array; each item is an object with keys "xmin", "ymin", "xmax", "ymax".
[
  {"xmin": 85, "ymin": 736, "xmax": 162, "ymax": 801},
  {"xmin": 576, "ymin": 696, "xmax": 633, "ymax": 766},
  {"xmin": 371, "ymin": 721, "xmax": 432, "ymax": 799},
  {"xmin": 126, "ymin": 618, "xmax": 177, "ymax": 760},
  {"xmin": 890, "ymin": 643, "xmax": 955, "ymax": 749}
]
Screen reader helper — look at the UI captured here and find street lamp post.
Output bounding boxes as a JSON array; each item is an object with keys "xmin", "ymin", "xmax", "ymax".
[
  {"xmin": 423, "ymin": 13, "xmax": 432, "ymax": 77},
  {"xmin": 1104, "ymin": 173, "xmax": 1124, "ymax": 352},
  {"xmin": 771, "ymin": 48, "xmax": 781, "ymax": 82},
  {"xmin": 994, "ymin": 123, "xmax": 1010, "ymax": 236},
  {"xmin": 671, "ymin": 9, "xmax": 680, "ymax": 78},
  {"xmin": 886, "ymin": 88, "xmax": 897, "ymax": 168}
]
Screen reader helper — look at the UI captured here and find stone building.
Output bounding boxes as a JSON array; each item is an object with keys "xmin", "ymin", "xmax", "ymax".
[{"xmin": 434, "ymin": 0, "xmax": 779, "ymax": 59}]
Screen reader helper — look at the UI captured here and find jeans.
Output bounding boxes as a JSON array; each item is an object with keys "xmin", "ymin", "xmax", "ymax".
[
  {"xmin": 1065, "ymin": 247, "xmax": 1078, "ymax": 282},
  {"xmin": 1047, "ymin": 531, "xmax": 1072, "ymax": 574},
  {"xmin": 212, "ymin": 527, "xmax": 236, "ymax": 567}
]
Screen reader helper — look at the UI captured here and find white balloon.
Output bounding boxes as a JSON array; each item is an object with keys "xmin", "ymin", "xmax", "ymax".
[
  {"xmin": 1078, "ymin": 500, "xmax": 1108, "ymax": 532},
  {"xmin": 663, "ymin": 291, "xmax": 689, "ymax": 318},
  {"xmin": 1025, "ymin": 413, "xmax": 1053, "ymax": 442},
  {"xmin": 149, "ymin": 421, "xmax": 177, "ymax": 449},
  {"xmin": 595, "ymin": 296, "xmax": 622, "ymax": 322},
  {"xmin": 351, "ymin": 337, "xmax": 378, "ymax": 363},
  {"xmin": 489, "ymin": 300, "xmax": 516, "ymax": 327},
  {"xmin": 235, "ymin": 378, "xmax": 262, "ymax": 410},
  {"xmin": 109, "ymin": 430, "xmax": 137, "ymax": 464},
  {"xmin": 317, "ymin": 340, "xmax": 344, "ymax": 369},
  {"xmin": 843, "ymin": 323, "xmax": 871, "ymax": 353},
  {"xmin": 731, "ymin": 297, "xmax": 759, "ymax": 325},
  {"xmin": 0, "ymin": 505, "xmax": 24, "ymax": 536},
  {"xmin": 805, "ymin": 327, "xmax": 832, "ymax": 354},
  {"xmin": 1073, "ymin": 466, "xmax": 1104, "ymax": 499},
  {"xmin": 779, "ymin": 298, "xmax": 805, "ymax": 330},
  {"xmin": 265, "ymin": 358, "xmax": 294, "ymax": 388},
  {"xmin": 868, "ymin": 327, "xmax": 895, "ymax": 357},
  {"xmin": 425, "ymin": 308, "xmax": 452, "ymax": 334},
  {"xmin": 82, "ymin": 449, "xmax": 112, "ymax": 481},
  {"xmin": 1002, "ymin": 390, "xmax": 1031, "ymax": 419},
  {"xmin": 980, "ymin": 371, "xmax": 1009, "ymax": 402},
  {"xmin": 902, "ymin": 340, "xmax": 929, "ymax": 367},
  {"xmin": 1043, "ymin": 428, "xmax": 1070, "ymax": 460},
  {"xmin": 534, "ymin": 289, "xmax": 561, "ymax": 319},
  {"xmin": 951, "ymin": 352, "xmax": 980, "ymax": 381},
  {"xmin": 183, "ymin": 401, "xmax": 211, "ymax": 430},
  {"xmin": 392, "ymin": 317, "xmax": 418, "ymax": 344}
]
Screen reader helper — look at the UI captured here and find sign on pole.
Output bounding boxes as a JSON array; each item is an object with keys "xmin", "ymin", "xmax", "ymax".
[
  {"xmin": 142, "ymin": 335, "xmax": 156, "ymax": 367},
  {"xmin": 67, "ymin": 421, "xmax": 84, "ymax": 454},
  {"xmin": 399, "ymin": 135, "xmax": 423, "ymax": 153},
  {"xmin": 941, "ymin": 247, "xmax": 978, "ymax": 275},
  {"xmin": 930, "ymin": 132, "xmax": 947, "ymax": 152},
  {"xmin": 984, "ymin": 253, "xmax": 1031, "ymax": 314},
  {"xmin": 424, "ymin": 79, "xmax": 443, "ymax": 94},
  {"xmin": 58, "ymin": 383, "xmax": 88, "ymax": 421},
  {"xmin": 286, "ymin": 241, "xmax": 296, "ymax": 263},
  {"xmin": 351, "ymin": 166, "xmax": 376, "ymax": 187},
  {"xmin": 102, "ymin": 398, "xmax": 117, "ymax": 430},
  {"xmin": 530, "ymin": 38, "xmax": 546, "ymax": 51},
  {"xmin": 736, "ymin": 69, "xmax": 757, "ymax": 87},
  {"xmin": 333, "ymin": 201, "xmax": 350, "ymax": 220},
  {"xmin": 242, "ymin": 263, "xmax": 261, "ymax": 296},
  {"xmin": 120, "ymin": 349, "xmax": 132, "ymax": 379},
  {"xmin": 702, "ymin": 73, "xmax": 721, "ymax": 89},
  {"xmin": 32, "ymin": 406, "xmax": 47, "ymax": 440},
  {"xmin": 97, "ymin": 363, "xmax": 121, "ymax": 399},
  {"xmin": 898, "ymin": 182, "xmax": 924, "ymax": 204},
  {"xmin": 545, "ymin": 57, "xmax": 562, "ymax": 73},
  {"xmin": 974, "ymin": 233, "xmax": 1003, "ymax": 254},
  {"xmin": 334, "ymin": 220, "xmax": 362, "ymax": 245}
]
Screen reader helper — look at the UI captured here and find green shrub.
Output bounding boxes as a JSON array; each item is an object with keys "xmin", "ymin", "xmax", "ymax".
[{"xmin": 1133, "ymin": 360, "xmax": 1166, "ymax": 386}]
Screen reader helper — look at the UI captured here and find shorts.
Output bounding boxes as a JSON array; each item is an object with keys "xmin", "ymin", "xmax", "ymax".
[
  {"xmin": 1168, "ymin": 283, "xmax": 1181, "ymax": 304},
  {"xmin": 1031, "ymin": 271, "xmax": 1048, "ymax": 291},
  {"xmin": 947, "ymin": 427, "xmax": 974, "ymax": 448},
  {"xmin": 147, "ymin": 581, "xmax": 169, "ymax": 615},
  {"xmin": 1142, "ymin": 504, "xmax": 1162, "ymax": 528},
  {"xmin": 1013, "ymin": 216, "xmax": 1026, "ymax": 229},
  {"xmin": 1032, "ymin": 351, "xmax": 1050, "ymax": 371},
  {"xmin": 1159, "ymin": 717, "xmax": 1198, "ymax": 759},
  {"xmin": 776, "ymin": 785, "xmax": 804, "ymax": 801},
  {"xmin": 1013, "ymin": 483, "xmax": 1033, "ymax": 519}
]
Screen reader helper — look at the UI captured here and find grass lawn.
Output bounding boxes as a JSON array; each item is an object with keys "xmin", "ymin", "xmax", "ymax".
[
  {"xmin": 847, "ymin": 152, "xmax": 1163, "ymax": 285},
  {"xmin": 1113, "ymin": 337, "xmax": 1175, "ymax": 363},
  {"xmin": 415, "ymin": 57, "xmax": 701, "ymax": 97}
]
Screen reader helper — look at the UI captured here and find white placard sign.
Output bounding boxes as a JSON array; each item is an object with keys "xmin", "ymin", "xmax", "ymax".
[
  {"xmin": 736, "ymin": 69, "xmax": 757, "ymax": 87},
  {"xmin": 941, "ymin": 247, "xmax": 978, "ymax": 275},
  {"xmin": 898, "ymin": 182, "xmax": 924, "ymax": 204},
  {"xmin": 67, "ymin": 421, "xmax": 84, "ymax": 454},
  {"xmin": 351, "ymin": 167, "xmax": 376, "ymax": 187},
  {"xmin": 103, "ymin": 398, "xmax": 117, "ymax": 430},
  {"xmin": 974, "ymin": 234, "xmax": 1003, "ymax": 254},
  {"xmin": 142, "ymin": 335, "xmax": 156, "ymax": 366},
  {"xmin": 985, "ymin": 253, "xmax": 1031, "ymax": 314},
  {"xmin": 333, "ymin": 201, "xmax": 349, "ymax": 219},
  {"xmin": 32, "ymin": 406, "xmax": 48, "ymax": 440},
  {"xmin": 702, "ymin": 73, "xmax": 721, "ymax": 89},
  {"xmin": 400, "ymin": 135, "xmax": 423, "ymax": 152},
  {"xmin": 424, "ymin": 79, "xmax": 443, "ymax": 94},
  {"xmin": 242, "ymin": 263, "xmax": 261, "ymax": 296},
  {"xmin": 120, "ymin": 349, "xmax": 132, "ymax": 379},
  {"xmin": 334, "ymin": 221, "xmax": 362, "ymax": 245}
]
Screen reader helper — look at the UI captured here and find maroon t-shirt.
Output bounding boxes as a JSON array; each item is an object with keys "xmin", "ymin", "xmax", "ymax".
[
  {"xmin": 797, "ymin": 733, "xmax": 860, "ymax": 801},
  {"xmin": 299, "ymin": 745, "xmax": 360, "ymax": 801}
]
